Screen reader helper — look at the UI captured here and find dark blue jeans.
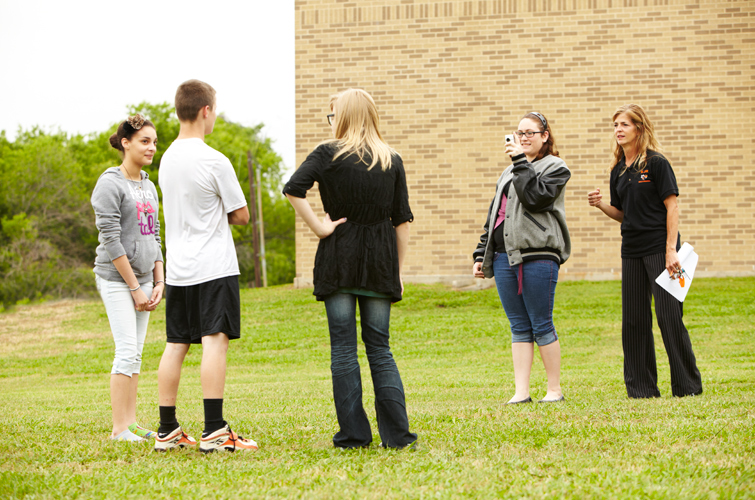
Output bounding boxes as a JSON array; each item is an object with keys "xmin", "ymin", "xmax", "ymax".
[{"xmin": 323, "ymin": 292, "xmax": 417, "ymax": 449}]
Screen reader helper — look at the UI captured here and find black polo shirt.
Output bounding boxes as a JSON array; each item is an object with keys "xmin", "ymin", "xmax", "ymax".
[{"xmin": 610, "ymin": 151, "xmax": 680, "ymax": 258}]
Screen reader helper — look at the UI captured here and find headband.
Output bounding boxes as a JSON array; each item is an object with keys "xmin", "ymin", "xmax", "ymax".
[{"xmin": 530, "ymin": 111, "xmax": 547, "ymax": 131}]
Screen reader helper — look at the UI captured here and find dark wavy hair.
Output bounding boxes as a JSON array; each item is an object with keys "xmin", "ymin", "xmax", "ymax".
[{"xmin": 522, "ymin": 111, "xmax": 559, "ymax": 161}]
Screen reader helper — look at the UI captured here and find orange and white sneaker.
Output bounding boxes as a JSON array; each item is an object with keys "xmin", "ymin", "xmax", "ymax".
[
  {"xmin": 154, "ymin": 426, "xmax": 197, "ymax": 452},
  {"xmin": 200, "ymin": 424, "xmax": 258, "ymax": 453}
]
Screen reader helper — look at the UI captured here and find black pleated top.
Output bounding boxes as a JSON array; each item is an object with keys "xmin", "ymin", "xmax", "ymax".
[{"xmin": 283, "ymin": 143, "xmax": 414, "ymax": 302}]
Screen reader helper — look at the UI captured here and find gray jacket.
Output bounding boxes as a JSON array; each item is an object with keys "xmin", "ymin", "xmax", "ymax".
[
  {"xmin": 92, "ymin": 167, "xmax": 163, "ymax": 283},
  {"xmin": 473, "ymin": 154, "xmax": 571, "ymax": 278}
]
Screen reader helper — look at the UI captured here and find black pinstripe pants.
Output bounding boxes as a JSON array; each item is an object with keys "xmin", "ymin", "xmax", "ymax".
[{"xmin": 621, "ymin": 253, "xmax": 703, "ymax": 398}]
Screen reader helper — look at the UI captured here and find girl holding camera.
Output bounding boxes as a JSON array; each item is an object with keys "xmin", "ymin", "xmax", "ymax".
[{"xmin": 473, "ymin": 112, "xmax": 571, "ymax": 404}]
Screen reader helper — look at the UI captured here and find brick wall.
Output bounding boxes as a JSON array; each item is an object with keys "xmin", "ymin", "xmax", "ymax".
[{"xmin": 294, "ymin": 0, "xmax": 755, "ymax": 287}]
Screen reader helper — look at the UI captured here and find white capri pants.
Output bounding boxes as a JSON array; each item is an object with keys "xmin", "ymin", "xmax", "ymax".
[{"xmin": 95, "ymin": 275, "xmax": 153, "ymax": 376}]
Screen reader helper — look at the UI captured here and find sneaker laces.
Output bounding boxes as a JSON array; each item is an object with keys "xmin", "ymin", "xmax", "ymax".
[{"xmin": 228, "ymin": 427, "xmax": 252, "ymax": 450}]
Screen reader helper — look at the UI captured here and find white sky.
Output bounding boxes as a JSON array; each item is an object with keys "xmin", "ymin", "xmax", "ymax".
[{"xmin": 0, "ymin": 0, "xmax": 295, "ymax": 171}]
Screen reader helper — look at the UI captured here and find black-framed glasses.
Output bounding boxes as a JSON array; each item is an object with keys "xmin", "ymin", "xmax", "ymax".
[
  {"xmin": 516, "ymin": 131, "xmax": 544, "ymax": 138},
  {"xmin": 327, "ymin": 113, "xmax": 334, "ymax": 126}
]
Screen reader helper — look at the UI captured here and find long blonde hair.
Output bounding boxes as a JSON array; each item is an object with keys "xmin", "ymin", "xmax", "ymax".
[
  {"xmin": 327, "ymin": 88, "xmax": 395, "ymax": 171},
  {"xmin": 610, "ymin": 103, "xmax": 661, "ymax": 172}
]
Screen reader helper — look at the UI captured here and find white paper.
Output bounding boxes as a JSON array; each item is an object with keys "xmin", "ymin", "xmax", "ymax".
[{"xmin": 654, "ymin": 242, "xmax": 698, "ymax": 303}]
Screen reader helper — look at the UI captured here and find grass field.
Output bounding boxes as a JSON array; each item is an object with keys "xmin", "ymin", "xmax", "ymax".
[{"xmin": 0, "ymin": 278, "xmax": 753, "ymax": 499}]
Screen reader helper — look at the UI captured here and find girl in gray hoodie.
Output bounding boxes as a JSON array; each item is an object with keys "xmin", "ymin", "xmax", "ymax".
[{"xmin": 91, "ymin": 114, "xmax": 165, "ymax": 441}]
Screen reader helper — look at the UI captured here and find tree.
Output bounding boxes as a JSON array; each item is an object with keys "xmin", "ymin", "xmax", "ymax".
[
  {"xmin": 206, "ymin": 115, "xmax": 295, "ymax": 286},
  {"xmin": 0, "ymin": 102, "xmax": 294, "ymax": 307},
  {"xmin": 0, "ymin": 129, "xmax": 104, "ymax": 307}
]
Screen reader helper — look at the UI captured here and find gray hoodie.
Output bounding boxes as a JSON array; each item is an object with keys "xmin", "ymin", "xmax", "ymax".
[{"xmin": 91, "ymin": 167, "xmax": 163, "ymax": 283}]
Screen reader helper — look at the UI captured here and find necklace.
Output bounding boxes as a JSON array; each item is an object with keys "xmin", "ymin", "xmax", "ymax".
[
  {"xmin": 120, "ymin": 165, "xmax": 147, "ymax": 218},
  {"xmin": 121, "ymin": 164, "xmax": 142, "ymax": 183}
]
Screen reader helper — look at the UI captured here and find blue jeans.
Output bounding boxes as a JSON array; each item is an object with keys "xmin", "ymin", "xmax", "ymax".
[
  {"xmin": 323, "ymin": 293, "xmax": 417, "ymax": 449},
  {"xmin": 493, "ymin": 255, "xmax": 559, "ymax": 346}
]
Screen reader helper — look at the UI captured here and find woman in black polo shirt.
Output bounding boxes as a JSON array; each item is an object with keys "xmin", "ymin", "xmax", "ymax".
[{"xmin": 588, "ymin": 103, "xmax": 702, "ymax": 399}]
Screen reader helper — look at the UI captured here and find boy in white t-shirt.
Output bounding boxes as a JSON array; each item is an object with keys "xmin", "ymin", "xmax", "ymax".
[{"xmin": 154, "ymin": 79, "xmax": 258, "ymax": 453}]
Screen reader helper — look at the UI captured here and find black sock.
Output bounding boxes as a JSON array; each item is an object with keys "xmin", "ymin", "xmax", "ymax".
[
  {"xmin": 203, "ymin": 399, "xmax": 225, "ymax": 436},
  {"xmin": 158, "ymin": 406, "xmax": 179, "ymax": 437}
]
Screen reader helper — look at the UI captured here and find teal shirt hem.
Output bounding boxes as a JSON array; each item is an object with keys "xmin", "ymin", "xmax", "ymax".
[{"xmin": 338, "ymin": 287, "xmax": 391, "ymax": 299}]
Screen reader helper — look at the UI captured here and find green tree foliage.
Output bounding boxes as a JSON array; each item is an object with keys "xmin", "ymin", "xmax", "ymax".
[
  {"xmin": 0, "ymin": 104, "xmax": 294, "ymax": 307},
  {"xmin": 205, "ymin": 114, "xmax": 295, "ymax": 287},
  {"xmin": 0, "ymin": 129, "xmax": 104, "ymax": 308},
  {"xmin": 127, "ymin": 101, "xmax": 295, "ymax": 288}
]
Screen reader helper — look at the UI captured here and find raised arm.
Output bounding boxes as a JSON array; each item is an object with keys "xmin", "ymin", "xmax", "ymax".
[
  {"xmin": 511, "ymin": 155, "xmax": 571, "ymax": 212},
  {"xmin": 587, "ymin": 188, "xmax": 624, "ymax": 223}
]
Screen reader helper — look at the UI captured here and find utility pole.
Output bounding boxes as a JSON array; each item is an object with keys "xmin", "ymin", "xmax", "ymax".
[
  {"xmin": 246, "ymin": 151, "xmax": 261, "ymax": 288},
  {"xmin": 255, "ymin": 162, "xmax": 268, "ymax": 287}
]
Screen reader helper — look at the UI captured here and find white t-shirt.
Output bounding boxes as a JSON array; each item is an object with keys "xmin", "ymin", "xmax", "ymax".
[{"xmin": 159, "ymin": 138, "xmax": 247, "ymax": 286}]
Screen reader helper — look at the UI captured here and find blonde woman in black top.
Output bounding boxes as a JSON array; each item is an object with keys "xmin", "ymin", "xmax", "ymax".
[
  {"xmin": 284, "ymin": 89, "xmax": 417, "ymax": 449},
  {"xmin": 588, "ymin": 103, "xmax": 702, "ymax": 398}
]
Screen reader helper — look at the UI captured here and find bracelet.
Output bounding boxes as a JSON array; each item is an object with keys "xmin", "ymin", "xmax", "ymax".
[
  {"xmin": 129, "ymin": 284, "xmax": 141, "ymax": 292},
  {"xmin": 155, "ymin": 280, "xmax": 165, "ymax": 285}
]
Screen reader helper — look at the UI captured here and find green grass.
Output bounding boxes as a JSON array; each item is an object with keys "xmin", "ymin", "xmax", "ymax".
[{"xmin": 0, "ymin": 278, "xmax": 753, "ymax": 499}]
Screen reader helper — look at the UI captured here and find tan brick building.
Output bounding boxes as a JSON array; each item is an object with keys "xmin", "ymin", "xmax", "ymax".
[{"xmin": 294, "ymin": 0, "xmax": 755, "ymax": 287}]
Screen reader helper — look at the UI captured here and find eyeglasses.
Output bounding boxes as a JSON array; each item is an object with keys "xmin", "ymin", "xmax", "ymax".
[
  {"xmin": 327, "ymin": 114, "xmax": 334, "ymax": 126},
  {"xmin": 516, "ymin": 131, "xmax": 544, "ymax": 138}
]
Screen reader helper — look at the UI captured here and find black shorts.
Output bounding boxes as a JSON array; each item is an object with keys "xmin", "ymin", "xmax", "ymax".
[{"xmin": 165, "ymin": 275, "xmax": 241, "ymax": 344}]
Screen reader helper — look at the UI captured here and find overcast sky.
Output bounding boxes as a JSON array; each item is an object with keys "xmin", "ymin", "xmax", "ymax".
[{"xmin": 0, "ymin": 0, "xmax": 295, "ymax": 170}]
